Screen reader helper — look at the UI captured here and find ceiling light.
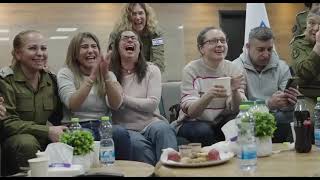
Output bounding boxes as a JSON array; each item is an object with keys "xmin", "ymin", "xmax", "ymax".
[
  {"xmin": 50, "ymin": 36, "xmax": 69, "ymax": 40},
  {"xmin": 0, "ymin": 29, "xmax": 9, "ymax": 33},
  {"xmin": 0, "ymin": 37, "xmax": 9, "ymax": 41},
  {"xmin": 178, "ymin": 25, "xmax": 184, "ymax": 29},
  {"xmin": 56, "ymin": 28, "xmax": 78, "ymax": 32}
]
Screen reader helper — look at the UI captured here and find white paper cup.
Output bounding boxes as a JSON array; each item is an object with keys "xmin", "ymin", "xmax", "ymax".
[
  {"xmin": 212, "ymin": 77, "xmax": 231, "ymax": 95},
  {"xmin": 91, "ymin": 141, "xmax": 100, "ymax": 168},
  {"xmin": 178, "ymin": 145, "xmax": 192, "ymax": 158},
  {"xmin": 28, "ymin": 157, "xmax": 48, "ymax": 177},
  {"xmin": 290, "ymin": 122, "xmax": 296, "ymax": 143}
]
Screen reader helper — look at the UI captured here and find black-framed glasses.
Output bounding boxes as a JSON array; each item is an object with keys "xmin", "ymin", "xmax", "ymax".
[
  {"xmin": 203, "ymin": 38, "xmax": 228, "ymax": 46},
  {"xmin": 120, "ymin": 35, "xmax": 138, "ymax": 42}
]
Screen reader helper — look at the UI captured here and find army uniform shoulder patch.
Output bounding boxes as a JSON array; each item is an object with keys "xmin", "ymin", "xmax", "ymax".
[{"xmin": 0, "ymin": 66, "xmax": 13, "ymax": 78}]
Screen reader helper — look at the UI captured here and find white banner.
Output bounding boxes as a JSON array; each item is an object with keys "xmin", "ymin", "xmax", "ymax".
[{"xmin": 243, "ymin": 3, "xmax": 277, "ymax": 55}]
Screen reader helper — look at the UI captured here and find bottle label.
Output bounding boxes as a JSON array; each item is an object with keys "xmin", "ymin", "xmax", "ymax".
[
  {"xmin": 100, "ymin": 147, "xmax": 115, "ymax": 163},
  {"xmin": 241, "ymin": 149, "xmax": 257, "ymax": 160}
]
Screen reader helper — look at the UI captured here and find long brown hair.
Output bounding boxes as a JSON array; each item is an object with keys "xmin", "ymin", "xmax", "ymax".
[
  {"xmin": 65, "ymin": 32, "xmax": 105, "ymax": 97},
  {"xmin": 110, "ymin": 30, "xmax": 147, "ymax": 85}
]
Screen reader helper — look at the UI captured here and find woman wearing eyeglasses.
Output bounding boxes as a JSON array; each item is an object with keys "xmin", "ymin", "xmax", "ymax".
[
  {"xmin": 171, "ymin": 26, "xmax": 247, "ymax": 146},
  {"xmin": 109, "ymin": 30, "xmax": 177, "ymax": 166}
]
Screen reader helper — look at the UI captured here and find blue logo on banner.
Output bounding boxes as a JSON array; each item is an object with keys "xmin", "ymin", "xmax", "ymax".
[{"xmin": 260, "ymin": 21, "xmax": 267, "ymax": 27}]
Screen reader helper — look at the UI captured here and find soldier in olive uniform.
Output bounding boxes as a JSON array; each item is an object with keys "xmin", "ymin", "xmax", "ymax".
[
  {"xmin": 290, "ymin": 7, "xmax": 320, "ymax": 116},
  {"xmin": 108, "ymin": 3, "xmax": 165, "ymax": 73},
  {"xmin": 0, "ymin": 30, "xmax": 66, "ymax": 176},
  {"xmin": 292, "ymin": 3, "xmax": 320, "ymax": 38}
]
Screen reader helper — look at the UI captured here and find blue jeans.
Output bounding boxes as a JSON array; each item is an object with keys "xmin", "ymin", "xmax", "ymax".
[
  {"xmin": 80, "ymin": 120, "xmax": 131, "ymax": 160},
  {"xmin": 272, "ymin": 110, "xmax": 294, "ymax": 143},
  {"xmin": 128, "ymin": 121, "xmax": 178, "ymax": 166},
  {"xmin": 177, "ymin": 120, "xmax": 222, "ymax": 146}
]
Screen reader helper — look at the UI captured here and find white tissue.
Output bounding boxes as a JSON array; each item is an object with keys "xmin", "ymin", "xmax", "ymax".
[
  {"xmin": 45, "ymin": 142, "xmax": 74, "ymax": 166},
  {"xmin": 201, "ymin": 141, "xmax": 232, "ymax": 153}
]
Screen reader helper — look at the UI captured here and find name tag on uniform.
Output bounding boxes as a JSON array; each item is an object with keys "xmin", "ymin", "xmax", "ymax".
[{"xmin": 152, "ymin": 37, "xmax": 164, "ymax": 46}]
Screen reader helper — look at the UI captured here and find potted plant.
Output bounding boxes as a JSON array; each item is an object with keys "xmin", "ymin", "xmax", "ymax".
[
  {"xmin": 253, "ymin": 111, "xmax": 277, "ymax": 157},
  {"xmin": 60, "ymin": 130, "xmax": 94, "ymax": 171}
]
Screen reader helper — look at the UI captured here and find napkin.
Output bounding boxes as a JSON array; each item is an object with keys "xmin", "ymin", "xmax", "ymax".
[
  {"xmin": 160, "ymin": 148, "xmax": 178, "ymax": 163},
  {"xmin": 45, "ymin": 142, "xmax": 74, "ymax": 166}
]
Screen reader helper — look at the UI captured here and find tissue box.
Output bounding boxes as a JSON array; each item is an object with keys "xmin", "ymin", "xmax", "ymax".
[{"xmin": 28, "ymin": 164, "xmax": 85, "ymax": 177}]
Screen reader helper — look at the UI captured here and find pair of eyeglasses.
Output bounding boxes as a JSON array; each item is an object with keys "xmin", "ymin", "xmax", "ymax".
[
  {"xmin": 203, "ymin": 38, "xmax": 228, "ymax": 46},
  {"xmin": 120, "ymin": 35, "xmax": 138, "ymax": 42}
]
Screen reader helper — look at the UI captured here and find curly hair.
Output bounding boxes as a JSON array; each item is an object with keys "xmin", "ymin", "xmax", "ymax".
[
  {"xmin": 110, "ymin": 30, "xmax": 147, "ymax": 85},
  {"xmin": 112, "ymin": 3, "xmax": 159, "ymax": 34}
]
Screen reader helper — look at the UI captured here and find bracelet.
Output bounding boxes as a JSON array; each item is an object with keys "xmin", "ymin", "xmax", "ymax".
[{"xmin": 85, "ymin": 77, "xmax": 94, "ymax": 87}]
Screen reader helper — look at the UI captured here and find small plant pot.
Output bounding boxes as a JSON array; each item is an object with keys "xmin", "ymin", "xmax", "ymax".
[
  {"xmin": 255, "ymin": 136, "xmax": 272, "ymax": 157},
  {"xmin": 73, "ymin": 153, "xmax": 92, "ymax": 172}
]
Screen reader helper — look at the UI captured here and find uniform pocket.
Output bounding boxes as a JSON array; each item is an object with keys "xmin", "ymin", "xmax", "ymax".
[
  {"xmin": 16, "ymin": 93, "xmax": 33, "ymax": 111},
  {"xmin": 43, "ymin": 99, "xmax": 54, "ymax": 110}
]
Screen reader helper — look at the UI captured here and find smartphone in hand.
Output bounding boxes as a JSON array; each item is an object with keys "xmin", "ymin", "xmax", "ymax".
[{"xmin": 285, "ymin": 77, "xmax": 299, "ymax": 89}]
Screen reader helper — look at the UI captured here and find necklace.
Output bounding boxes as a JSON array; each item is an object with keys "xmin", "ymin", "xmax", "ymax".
[{"xmin": 121, "ymin": 67, "xmax": 135, "ymax": 74}]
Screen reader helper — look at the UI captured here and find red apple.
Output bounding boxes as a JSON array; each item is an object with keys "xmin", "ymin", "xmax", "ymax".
[
  {"xmin": 207, "ymin": 149, "xmax": 220, "ymax": 161},
  {"xmin": 167, "ymin": 151, "xmax": 181, "ymax": 162}
]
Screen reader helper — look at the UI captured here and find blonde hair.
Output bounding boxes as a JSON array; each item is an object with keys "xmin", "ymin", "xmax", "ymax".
[
  {"xmin": 65, "ymin": 32, "xmax": 105, "ymax": 97},
  {"xmin": 11, "ymin": 30, "xmax": 41, "ymax": 66},
  {"xmin": 113, "ymin": 3, "xmax": 159, "ymax": 34}
]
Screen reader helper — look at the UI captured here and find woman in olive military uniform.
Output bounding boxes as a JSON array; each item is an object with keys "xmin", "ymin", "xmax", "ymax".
[
  {"xmin": 0, "ymin": 30, "xmax": 67, "ymax": 176},
  {"xmin": 108, "ymin": 3, "xmax": 165, "ymax": 73}
]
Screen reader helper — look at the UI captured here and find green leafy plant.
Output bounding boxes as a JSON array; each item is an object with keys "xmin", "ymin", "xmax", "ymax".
[
  {"xmin": 59, "ymin": 130, "xmax": 94, "ymax": 156},
  {"xmin": 253, "ymin": 112, "xmax": 277, "ymax": 137}
]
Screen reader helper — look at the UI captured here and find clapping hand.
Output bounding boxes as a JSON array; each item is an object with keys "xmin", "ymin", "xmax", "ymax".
[{"xmin": 99, "ymin": 51, "xmax": 112, "ymax": 81}]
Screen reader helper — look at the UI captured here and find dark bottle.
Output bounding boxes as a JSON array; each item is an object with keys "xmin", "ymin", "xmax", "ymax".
[{"xmin": 294, "ymin": 95, "xmax": 312, "ymax": 153}]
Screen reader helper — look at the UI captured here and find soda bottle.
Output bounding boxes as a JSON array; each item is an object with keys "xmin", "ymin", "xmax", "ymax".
[
  {"xmin": 69, "ymin": 117, "xmax": 82, "ymax": 132},
  {"xmin": 237, "ymin": 105, "xmax": 257, "ymax": 172},
  {"xmin": 99, "ymin": 116, "xmax": 115, "ymax": 166},
  {"xmin": 314, "ymin": 97, "xmax": 320, "ymax": 150},
  {"xmin": 294, "ymin": 95, "xmax": 312, "ymax": 153}
]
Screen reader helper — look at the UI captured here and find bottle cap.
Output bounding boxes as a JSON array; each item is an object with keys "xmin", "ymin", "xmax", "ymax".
[
  {"xmin": 317, "ymin": 97, "xmax": 320, "ymax": 102},
  {"xmin": 241, "ymin": 101, "xmax": 255, "ymax": 107},
  {"xmin": 101, "ymin": 116, "xmax": 110, "ymax": 121},
  {"xmin": 239, "ymin": 104, "xmax": 250, "ymax": 111},
  {"xmin": 255, "ymin": 99, "xmax": 266, "ymax": 105},
  {"xmin": 71, "ymin": 118, "xmax": 79, "ymax": 122}
]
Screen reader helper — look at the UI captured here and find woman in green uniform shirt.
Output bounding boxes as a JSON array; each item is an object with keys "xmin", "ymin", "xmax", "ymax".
[{"xmin": 0, "ymin": 30, "xmax": 66, "ymax": 176}]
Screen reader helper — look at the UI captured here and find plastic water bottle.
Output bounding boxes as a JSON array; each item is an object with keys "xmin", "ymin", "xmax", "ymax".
[
  {"xmin": 314, "ymin": 97, "xmax": 320, "ymax": 150},
  {"xmin": 69, "ymin": 117, "xmax": 82, "ymax": 132},
  {"xmin": 99, "ymin": 116, "xmax": 115, "ymax": 166},
  {"xmin": 237, "ymin": 105, "xmax": 257, "ymax": 172},
  {"xmin": 250, "ymin": 100, "xmax": 269, "ymax": 113}
]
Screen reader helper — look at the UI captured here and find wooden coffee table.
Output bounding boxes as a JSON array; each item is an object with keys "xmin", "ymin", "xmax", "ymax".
[{"xmin": 89, "ymin": 160, "xmax": 154, "ymax": 177}]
